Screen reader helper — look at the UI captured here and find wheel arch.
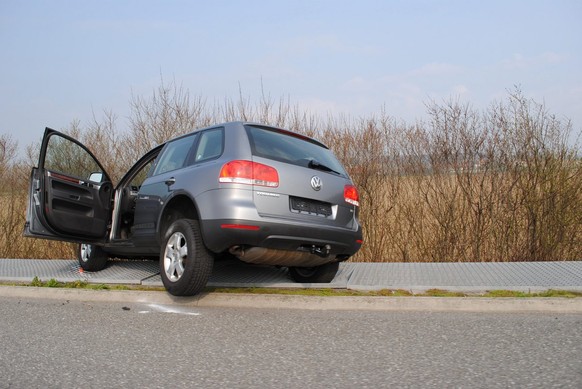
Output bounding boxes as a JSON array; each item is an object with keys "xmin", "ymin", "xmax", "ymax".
[{"xmin": 156, "ymin": 192, "xmax": 200, "ymax": 242}]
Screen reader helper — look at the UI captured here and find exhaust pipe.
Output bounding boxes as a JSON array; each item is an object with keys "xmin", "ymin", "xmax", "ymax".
[{"xmin": 229, "ymin": 246, "xmax": 335, "ymax": 267}]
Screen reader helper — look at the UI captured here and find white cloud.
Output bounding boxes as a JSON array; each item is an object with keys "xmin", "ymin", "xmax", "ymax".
[
  {"xmin": 501, "ymin": 53, "xmax": 527, "ymax": 69},
  {"xmin": 292, "ymin": 34, "xmax": 382, "ymax": 56},
  {"xmin": 501, "ymin": 52, "xmax": 568, "ymax": 69},
  {"xmin": 407, "ymin": 62, "xmax": 463, "ymax": 77},
  {"xmin": 540, "ymin": 51, "xmax": 568, "ymax": 63},
  {"xmin": 296, "ymin": 97, "xmax": 341, "ymax": 115},
  {"xmin": 340, "ymin": 76, "xmax": 371, "ymax": 92},
  {"xmin": 451, "ymin": 84, "xmax": 469, "ymax": 96}
]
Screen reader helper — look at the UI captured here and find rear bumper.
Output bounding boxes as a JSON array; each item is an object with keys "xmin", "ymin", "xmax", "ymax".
[{"xmin": 200, "ymin": 218, "xmax": 362, "ymax": 259}]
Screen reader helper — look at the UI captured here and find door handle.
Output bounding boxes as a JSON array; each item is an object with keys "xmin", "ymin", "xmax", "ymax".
[{"xmin": 165, "ymin": 177, "xmax": 176, "ymax": 186}]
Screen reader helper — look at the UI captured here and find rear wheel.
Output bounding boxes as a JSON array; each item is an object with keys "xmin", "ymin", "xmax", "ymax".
[
  {"xmin": 288, "ymin": 262, "xmax": 339, "ymax": 283},
  {"xmin": 78, "ymin": 243, "xmax": 108, "ymax": 271},
  {"xmin": 160, "ymin": 219, "xmax": 213, "ymax": 296}
]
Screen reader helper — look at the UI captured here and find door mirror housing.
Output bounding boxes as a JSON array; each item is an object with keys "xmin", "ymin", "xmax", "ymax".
[{"xmin": 89, "ymin": 172, "xmax": 104, "ymax": 183}]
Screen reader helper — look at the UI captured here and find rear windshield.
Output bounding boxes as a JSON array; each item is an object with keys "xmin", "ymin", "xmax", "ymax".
[{"xmin": 245, "ymin": 125, "xmax": 348, "ymax": 177}]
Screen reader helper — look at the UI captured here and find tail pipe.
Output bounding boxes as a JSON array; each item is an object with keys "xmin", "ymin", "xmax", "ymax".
[{"xmin": 229, "ymin": 245, "xmax": 335, "ymax": 267}]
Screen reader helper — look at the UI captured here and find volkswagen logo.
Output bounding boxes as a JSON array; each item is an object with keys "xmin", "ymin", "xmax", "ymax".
[{"xmin": 310, "ymin": 176, "xmax": 322, "ymax": 191}]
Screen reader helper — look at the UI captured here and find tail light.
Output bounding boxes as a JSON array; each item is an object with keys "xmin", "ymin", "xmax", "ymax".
[
  {"xmin": 344, "ymin": 184, "xmax": 360, "ymax": 206},
  {"xmin": 219, "ymin": 160, "xmax": 279, "ymax": 187}
]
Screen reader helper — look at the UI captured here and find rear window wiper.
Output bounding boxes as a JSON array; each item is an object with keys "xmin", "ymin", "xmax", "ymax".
[{"xmin": 308, "ymin": 159, "xmax": 341, "ymax": 175}]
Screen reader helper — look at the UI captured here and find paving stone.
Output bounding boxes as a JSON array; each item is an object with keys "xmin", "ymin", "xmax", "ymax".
[{"xmin": 346, "ymin": 262, "xmax": 582, "ymax": 292}]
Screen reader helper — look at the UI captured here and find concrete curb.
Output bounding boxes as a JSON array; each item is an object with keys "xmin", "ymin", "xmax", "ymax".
[{"xmin": 1, "ymin": 285, "xmax": 581, "ymax": 313}]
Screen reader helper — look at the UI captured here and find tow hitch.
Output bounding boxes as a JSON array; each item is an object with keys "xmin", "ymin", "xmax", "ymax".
[{"xmin": 309, "ymin": 244, "xmax": 331, "ymax": 258}]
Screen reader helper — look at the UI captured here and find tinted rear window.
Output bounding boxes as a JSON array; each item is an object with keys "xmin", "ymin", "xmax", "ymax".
[{"xmin": 245, "ymin": 125, "xmax": 347, "ymax": 177}]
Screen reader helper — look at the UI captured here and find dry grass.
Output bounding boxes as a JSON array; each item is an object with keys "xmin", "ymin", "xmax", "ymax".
[
  {"xmin": 1, "ymin": 85, "xmax": 580, "ymax": 262},
  {"xmin": 0, "ymin": 193, "xmax": 75, "ymax": 259},
  {"xmin": 351, "ymin": 172, "xmax": 581, "ymax": 262}
]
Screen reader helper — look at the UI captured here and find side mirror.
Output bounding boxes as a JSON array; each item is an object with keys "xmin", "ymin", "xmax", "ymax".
[{"xmin": 88, "ymin": 172, "xmax": 104, "ymax": 182}]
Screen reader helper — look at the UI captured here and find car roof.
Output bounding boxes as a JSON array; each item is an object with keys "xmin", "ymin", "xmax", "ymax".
[{"xmin": 157, "ymin": 121, "xmax": 328, "ymax": 150}]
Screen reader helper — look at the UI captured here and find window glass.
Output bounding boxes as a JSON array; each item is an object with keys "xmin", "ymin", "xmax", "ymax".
[
  {"xmin": 193, "ymin": 127, "xmax": 224, "ymax": 163},
  {"xmin": 152, "ymin": 135, "xmax": 196, "ymax": 176},
  {"xmin": 130, "ymin": 159, "xmax": 156, "ymax": 189},
  {"xmin": 245, "ymin": 125, "xmax": 347, "ymax": 177},
  {"xmin": 44, "ymin": 134, "xmax": 103, "ymax": 180}
]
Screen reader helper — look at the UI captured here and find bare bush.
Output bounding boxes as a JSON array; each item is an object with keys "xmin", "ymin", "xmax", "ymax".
[
  {"xmin": 1, "ymin": 85, "xmax": 579, "ymax": 262},
  {"xmin": 372, "ymin": 89, "xmax": 581, "ymax": 262},
  {"xmin": 0, "ymin": 134, "xmax": 18, "ymax": 172},
  {"xmin": 486, "ymin": 90, "xmax": 582, "ymax": 260}
]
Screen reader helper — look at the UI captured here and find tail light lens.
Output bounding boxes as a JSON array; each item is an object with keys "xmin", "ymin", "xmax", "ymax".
[
  {"xmin": 219, "ymin": 160, "xmax": 279, "ymax": 187},
  {"xmin": 344, "ymin": 184, "xmax": 360, "ymax": 206}
]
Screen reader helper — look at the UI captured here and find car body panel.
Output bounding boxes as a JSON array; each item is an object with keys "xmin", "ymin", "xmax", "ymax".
[{"xmin": 250, "ymin": 155, "xmax": 357, "ymax": 228}]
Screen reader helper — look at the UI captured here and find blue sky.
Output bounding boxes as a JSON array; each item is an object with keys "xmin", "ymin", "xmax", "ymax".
[{"xmin": 1, "ymin": 0, "xmax": 581, "ymax": 153}]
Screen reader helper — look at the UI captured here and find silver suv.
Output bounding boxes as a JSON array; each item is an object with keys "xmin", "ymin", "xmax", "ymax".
[{"xmin": 25, "ymin": 122, "xmax": 362, "ymax": 295}]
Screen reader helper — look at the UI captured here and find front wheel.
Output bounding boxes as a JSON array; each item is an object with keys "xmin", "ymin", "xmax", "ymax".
[
  {"xmin": 288, "ymin": 262, "xmax": 339, "ymax": 283},
  {"xmin": 160, "ymin": 219, "xmax": 213, "ymax": 296},
  {"xmin": 78, "ymin": 243, "xmax": 108, "ymax": 271}
]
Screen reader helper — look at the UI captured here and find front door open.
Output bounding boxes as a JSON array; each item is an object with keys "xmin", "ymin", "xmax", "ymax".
[{"xmin": 24, "ymin": 128, "xmax": 112, "ymax": 243}]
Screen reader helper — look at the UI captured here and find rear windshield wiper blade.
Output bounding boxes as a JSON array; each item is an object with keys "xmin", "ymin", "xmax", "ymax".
[{"xmin": 308, "ymin": 160, "xmax": 341, "ymax": 175}]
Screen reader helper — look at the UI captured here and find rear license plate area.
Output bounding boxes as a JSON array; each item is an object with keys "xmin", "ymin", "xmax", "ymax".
[{"xmin": 290, "ymin": 196, "xmax": 332, "ymax": 217}]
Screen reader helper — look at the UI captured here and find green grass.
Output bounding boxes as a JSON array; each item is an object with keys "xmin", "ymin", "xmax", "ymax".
[
  {"xmin": 483, "ymin": 289, "xmax": 582, "ymax": 298},
  {"xmin": 205, "ymin": 287, "xmax": 581, "ymax": 298},
  {"xmin": 421, "ymin": 289, "xmax": 469, "ymax": 297},
  {"xmin": 24, "ymin": 276, "xmax": 158, "ymax": 291},
  {"xmin": 205, "ymin": 287, "xmax": 420, "ymax": 297},
  {"xmin": 4, "ymin": 279, "xmax": 581, "ymax": 298}
]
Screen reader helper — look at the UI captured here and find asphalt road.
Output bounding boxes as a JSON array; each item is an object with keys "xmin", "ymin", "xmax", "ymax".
[{"xmin": 1, "ymin": 295, "xmax": 581, "ymax": 388}]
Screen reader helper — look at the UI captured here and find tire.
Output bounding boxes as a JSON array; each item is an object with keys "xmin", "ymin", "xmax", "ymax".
[
  {"xmin": 160, "ymin": 219, "xmax": 213, "ymax": 296},
  {"xmin": 78, "ymin": 243, "xmax": 108, "ymax": 271},
  {"xmin": 288, "ymin": 261, "xmax": 339, "ymax": 283}
]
